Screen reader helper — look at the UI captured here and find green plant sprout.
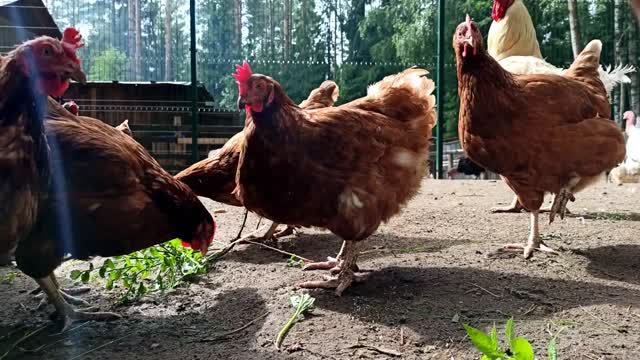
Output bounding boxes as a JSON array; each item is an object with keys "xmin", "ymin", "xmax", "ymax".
[
  {"xmin": 275, "ymin": 294, "xmax": 316, "ymax": 350},
  {"xmin": 286, "ymin": 255, "xmax": 305, "ymax": 268},
  {"xmin": 464, "ymin": 318, "xmax": 538, "ymax": 360},
  {"xmin": 70, "ymin": 239, "xmax": 208, "ymax": 303}
]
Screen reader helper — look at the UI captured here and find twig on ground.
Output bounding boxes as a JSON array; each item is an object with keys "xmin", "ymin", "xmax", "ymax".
[
  {"xmin": 68, "ymin": 334, "xmax": 128, "ymax": 360},
  {"xmin": 244, "ymin": 240, "xmax": 315, "ymax": 263},
  {"xmin": 465, "ymin": 282, "xmax": 501, "ymax": 298},
  {"xmin": 523, "ymin": 304, "xmax": 536, "ymax": 316},
  {"xmin": 0, "ymin": 324, "xmax": 51, "ymax": 360},
  {"xmin": 580, "ymin": 307, "xmax": 628, "ymax": 333},
  {"xmin": 20, "ymin": 322, "xmax": 91, "ymax": 353},
  {"xmin": 233, "ymin": 210, "xmax": 249, "ymax": 241},
  {"xmin": 399, "ymin": 328, "xmax": 405, "ymax": 346},
  {"xmin": 348, "ymin": 344, "xmax": 403, "ymax": 357},
  {"xmin": 200, "ymin": 312, "xmax": 270, "ymax": 343}
]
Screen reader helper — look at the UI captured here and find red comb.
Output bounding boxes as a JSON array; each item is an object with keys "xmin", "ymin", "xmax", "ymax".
[
  {"xmin": 232, "ymin": 62, "xmax": 252, "ymax": 95},
  {"xmin": 62, "ymin": 27, "xmax": 84, "ymax": 64}
]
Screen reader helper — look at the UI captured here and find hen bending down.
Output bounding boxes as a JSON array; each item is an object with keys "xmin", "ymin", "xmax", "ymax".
[
  {"xmin": 176, "ymin": 80, "xmax": 340, "ymax": 242},
  {"xmin": 233, "ymin": 64, "xmax": 436, "ymax": 295},
  {"xmin": 18, "ymin": 98, "xmax": 216, "ymax": 330},
  {"xmin": 455, "ymin": 16, "xmax": 625, "ymax": 258}
]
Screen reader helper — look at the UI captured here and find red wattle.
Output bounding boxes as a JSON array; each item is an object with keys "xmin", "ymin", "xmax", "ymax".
[{"xmin": 181, "ymin": 241, "xmax": 191, "ymax": 248}]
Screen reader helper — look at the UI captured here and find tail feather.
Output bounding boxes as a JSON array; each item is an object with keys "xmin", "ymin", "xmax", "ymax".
[
  {"xmin": 565, "ymin": 40, "xmax": 602, "ymax": 80},
  {"xmin": 358, "ymin": 68, "xmax": 437, "ymax": 128},
  {"xmin": 598, "ymin": 64, "xmax": 636, "ymax": 96}
]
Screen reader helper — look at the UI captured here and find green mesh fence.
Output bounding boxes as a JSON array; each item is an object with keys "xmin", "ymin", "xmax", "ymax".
[{"xmin": 1, "ymin": 0, "xmax": 638, "ymax": 173}]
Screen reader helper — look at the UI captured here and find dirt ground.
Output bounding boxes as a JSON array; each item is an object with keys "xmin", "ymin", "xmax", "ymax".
[{"xmin": 1, "ymin": 179, "xmax": 639, "ymax": 360}]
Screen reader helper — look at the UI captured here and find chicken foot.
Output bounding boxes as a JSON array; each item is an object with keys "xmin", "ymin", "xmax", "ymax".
[
  {"xmin": 491, "ymin": 195, "xmax": 572, "ymax": 214},
  {"xmin": 502, "ymin": 211, "xmax": 558, "ymax": 258},
  {"xmin": 549, "ymin": 187, "xmax": 575, "ymax": 224},
  {"xmin": 302, "ymin": 241, "xmax": 359, "ymax": 272},
  {"xmin": 299, "ymin": 241, "xmax": 368, "ymax": 296},
  {"xmin": 491, "ymin": 196, "xmax": 524, "ymax": 213},
  {"xmin": 36, "ymin": 275, "xmax": 121, "ymax": 332},
  {"xmin": 34, "ymin": 274, "xmax": 91, "ymax": 308}
]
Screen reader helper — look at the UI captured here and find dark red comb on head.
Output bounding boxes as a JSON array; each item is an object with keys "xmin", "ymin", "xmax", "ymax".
[
  {"xmin": 233, "ymin": 62, "xmax": 252, "ymax": 95},
  {"xmin": 62, "ymin": 27, "xmax": 84, "ymax": 64}
]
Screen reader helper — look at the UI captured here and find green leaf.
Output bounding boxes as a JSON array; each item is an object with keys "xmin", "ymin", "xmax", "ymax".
[
  {"xmin": 511, "ymin": 338, "xmax": 535, "ymax": 360},
  {"xmin": 464, "ymin": 324, "xmax": 497, "ymax": 356},
  {"xmin": 137, "ymin": 282, "xmax": 147, "ymax": 296},
  {"xmin": 506, "ymin": 318, "xmax": 515, "ymax": 347},
  {"xmin": 105, "ymin": 279, "xmax": 114, "ymax": 290},
  {"xmin": 548, "ymin": 338, "xmax": 557, "ymax": 360},
  {"xmin": 99, "ymin": 267, "xmax": 107, "ymax": 278},
  {"xmin": 89, "ymin": 262, "xmax": 94, "ymax": 271},
  {"xmin": 104, "ymin": 259, "xmax": 115, "ymax": 269},
  {"xmin": 81, "ymin": 271, "xmax": 90, "ymax": 284},
  {"xmin": 109, "ymin": 270, "xmax": 121, "ymax": 280},
  {"xmin": 490, "ymin": 323, "xmax": 499, "ymax": 350},
  {"xmin": 70, "ymin": 270, "xmax": 82, "ymax": 280}
]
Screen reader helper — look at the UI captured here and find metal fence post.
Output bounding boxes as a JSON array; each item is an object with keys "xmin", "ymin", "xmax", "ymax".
[
  {"xmin": 436, "ymin": 0, "xmax": 445, "ymax": 179},
  {"xmin": 190, "ymin": 0, "xmax": 199, "ymax": 164}
]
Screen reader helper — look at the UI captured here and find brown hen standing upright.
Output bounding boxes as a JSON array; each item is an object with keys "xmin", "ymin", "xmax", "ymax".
[
  {"xmin": 1, "ymin": 28, "xmax": 85, "ymax": 282},
  {"xmin": 176, "ymin": 80, "xmax": 340, "ymax": 241},
  {"xmin": 455, "ymin": 16, "xmax": 625, "ymax": 258},
  {"xmin": 233, "ymin": 64, "xmax": 436, "ymax": 295}
]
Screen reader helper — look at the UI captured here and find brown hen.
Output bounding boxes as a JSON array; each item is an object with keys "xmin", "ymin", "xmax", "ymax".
[
  {"xmin": 16, "ymin": 99, "xmax": 215, "ymax": 330},
  {"xmin": 234, "ymin": 64, "xmax": 436, "ymax": 295},
  {"xmin": 175, "ymin": 80, "xmax": 340, "ymax": 241},
  {"xmin": 455, "ymin": 16, "xmax": 625, "ymax": 258}
]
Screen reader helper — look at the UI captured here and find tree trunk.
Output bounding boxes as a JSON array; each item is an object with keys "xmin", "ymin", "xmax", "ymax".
[
  {"xmin": 283, "ymin": 0, "xmax": 292, "ymax": 59},
  {"xmin": 614, "ymin": 0, "xmax": 624, "ymax": 123},
  {"xmin": 111, "ymin": 0, "xmax": 117, "ymax": 48},
  {"xmin": 234, "ymin": 0, "xmax": 243, "ymax": 49},
  {"xmin": 134, "ymin": 0, "xmax": 142, "ymax": 81},
  {"xmin": 164, "ymin": 0, "xmax": 172, "ymax": 81},
  {"xmin": 630, "ymin": 12, "xmax": 640, "ymax": 116},
  {"xmin": 128, "ymin": 0, "xmax": 136, "ymax": 80},
  {"xmin": 269, "ymin": 0, "xmax": 276, "ymax": 58},
  {"xmin": 567, "ymin": 0, "xmax": 582, "ymax": 58}
]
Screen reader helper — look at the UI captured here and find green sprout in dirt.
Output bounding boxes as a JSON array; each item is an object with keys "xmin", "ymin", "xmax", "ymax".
[
  {"xmin": 275, "ymin": 294, "xmax": 315, "ymax": 350},
  {"xmin": 464, "ymin": 318, "xmax": 541, "ymax": 360},
  {"xmin": 0, "ymin": 272, "xmax": 19, "ymax": 284},
  {"xmin": 70, "ymin": 239, "xmax": 208, "ymax": 304},
  {"xmin": 286, "ymin": 255, "xmax": 305, "ymax": 268}
]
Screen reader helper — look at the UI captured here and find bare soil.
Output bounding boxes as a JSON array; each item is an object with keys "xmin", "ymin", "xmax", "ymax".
[{"xmin": 1, "ymin": 179, "xmax": 639, "ymax": 359}]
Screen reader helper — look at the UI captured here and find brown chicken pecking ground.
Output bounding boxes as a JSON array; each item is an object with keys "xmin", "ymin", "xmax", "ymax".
[{"xmin": 1, "ymin": 179, "xmax": 639, "ymax": 359}]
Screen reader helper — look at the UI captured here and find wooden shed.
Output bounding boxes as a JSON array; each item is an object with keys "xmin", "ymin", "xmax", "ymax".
[
  {"xmin": 64, "ymin": 81, "xmax": 242, "ymax": 174},
  {"xmin": 0, "ymin": 0, "xmax": 60, "ymax": 54}
]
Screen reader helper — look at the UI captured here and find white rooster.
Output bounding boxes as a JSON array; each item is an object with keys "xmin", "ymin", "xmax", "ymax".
[
  {"xmin": 488, "ymin": 0, "xmax": 635, "ymax": 97},
  {"xmin": 610, "ymin": 111, "xmax": 640, "ymax": 184}
]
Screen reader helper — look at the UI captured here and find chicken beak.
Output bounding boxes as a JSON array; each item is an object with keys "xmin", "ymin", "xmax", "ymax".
[
  {"xmin": 237, "ymin": 97, "xmax": 246, "ymax": 110},
  {"xmin": 463, "ymin": 37, "xmax": 475, "ymax": 48},
  {"xmin": 68, "ymin": 62, "xmax": 87, "ymax": 84},
  {"xmin": 199, "ymin": 242, "xmax": 209, "ymax": 256}
]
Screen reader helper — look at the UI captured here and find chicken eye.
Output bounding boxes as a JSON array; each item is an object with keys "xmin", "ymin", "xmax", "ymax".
[{"xmin": 42, "ymin": 47, "xmax": 52, "ymax": 57}]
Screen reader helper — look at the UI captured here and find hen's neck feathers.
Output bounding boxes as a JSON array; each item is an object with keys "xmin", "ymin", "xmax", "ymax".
[
  {"xmin": 457, "ymin": 47, "xmax": 523, "ymax": 126},
  {"xmin": 250, "ymin": 85, "xmax": 299, "ymax": 129}
]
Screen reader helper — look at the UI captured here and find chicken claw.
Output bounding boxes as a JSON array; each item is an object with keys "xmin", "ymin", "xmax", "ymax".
[
  {"xmin": 36, "ymin": 275, "xmax": 121, "ymax": 333},
  {"xmin": 491, "ymin": 196, "xmax": 523, "ymax": 213},
  {"xmin": 298, "ymin": 270, "xmax": 369, "ymax": 296},
  {"xmin": 549, "ymin": 188, "xmax": 575, "ymax": 224},
  {"xmin": 501, "ymin": 211, "xmax": 559, "ymax": 258},
  {"xmin": 299, "ymin": 241, "xmax": 365, "ymax": 295}
]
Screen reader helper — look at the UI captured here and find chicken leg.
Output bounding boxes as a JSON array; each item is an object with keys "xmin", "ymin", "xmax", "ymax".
[
  {"xmin": 491, "ymin": 196, "xmax": 524, "ymax": 213},
  {"xmin": 302, "ymin": 241, "xmax": 359, "ymax": 273},
  {"xmin": 35, "ymin": 274, "xmax": 91, "ymax": 309},
  {"xmin": 36, "ymin": 275, "xmax": 121, "ymax": 332},
  {"xmin": 299, "ymin": 241, "xmax": 368, "ymax": 296},
  {"xmin": 549, "ymin": 187, "xmax": 575, "ymax": 224},
  {"xmin": 502, "ymin": 211, "xmax": 558, "ymax": 258}
]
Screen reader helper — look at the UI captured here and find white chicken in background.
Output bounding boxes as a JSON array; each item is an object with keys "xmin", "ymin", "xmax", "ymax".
[
  {"xmin": 488, "ymin": 0, "xmax": 635, "ymax": 97},
  {"xmin": 610, "ymin": 111, "xmax": 640, "ymax": 184}
]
